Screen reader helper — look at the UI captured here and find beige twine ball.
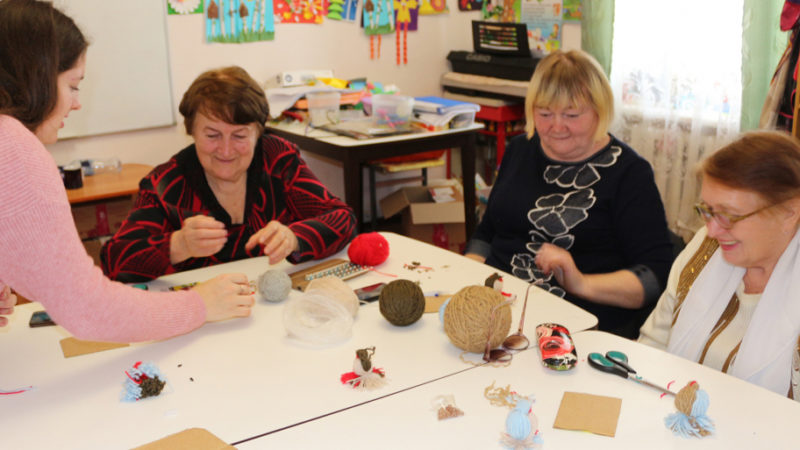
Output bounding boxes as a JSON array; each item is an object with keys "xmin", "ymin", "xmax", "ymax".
[
  {"xmin": 443, "ymin": 285, "xmax": 511, "ymax": 353},
  {"xmin": 379, "ymin": 279, "xmax": 425, "ymax": 326},
  {"xmin": 306, "ymin": 276, "xmax": 359, "ymax": 317}
]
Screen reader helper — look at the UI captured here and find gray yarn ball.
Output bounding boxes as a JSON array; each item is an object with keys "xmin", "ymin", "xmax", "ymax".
[{"xmin": 257, "ymin": 269, "xmax": 292, "ymax": 303}]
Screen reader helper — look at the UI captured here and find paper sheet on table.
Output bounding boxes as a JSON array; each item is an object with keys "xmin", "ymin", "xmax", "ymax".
[
  {"xmin": 59, "ymin": 337, "xmax": 128, "ymax": 358},
  {"xmin": 553, "ymin": 391, "xmax": 622, "ymax": 437},
  {"xmin": 132, "ymin": 428, "xmax": 234, "ymax": 449}
]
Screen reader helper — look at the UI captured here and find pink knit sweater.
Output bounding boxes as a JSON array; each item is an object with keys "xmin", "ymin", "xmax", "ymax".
[{"xmin": 0, "ymin": 115, "xmax": 205, "ymax": 342}]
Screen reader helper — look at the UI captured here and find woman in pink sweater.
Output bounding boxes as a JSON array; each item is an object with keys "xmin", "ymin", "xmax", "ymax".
[{"xmin": 0, "ymin": 0, "xmax": 254, "ymax": 342}]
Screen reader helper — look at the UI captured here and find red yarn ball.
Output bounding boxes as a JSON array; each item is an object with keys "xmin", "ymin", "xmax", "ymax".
[{"xmin": 348, "ymin": 232, "xmax": 390, "ymax": 266}]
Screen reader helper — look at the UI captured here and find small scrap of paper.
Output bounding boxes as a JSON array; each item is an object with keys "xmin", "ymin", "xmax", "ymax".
[
  {"xmin": 60, "ymin": 337, "xmax": 129, "ymax": 358},
  {"xmin": 553, "ymin": 391, "xmax": 622, "ymax": 437},
  {"xmin": 132, "ymin": 428, "xmax": 233, "ymax": 449}
]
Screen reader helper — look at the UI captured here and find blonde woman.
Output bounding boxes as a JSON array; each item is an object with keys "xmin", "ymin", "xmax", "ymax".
[{"xmin": 466, "ymin": 49, "xmax": 674, "ymax": 338}]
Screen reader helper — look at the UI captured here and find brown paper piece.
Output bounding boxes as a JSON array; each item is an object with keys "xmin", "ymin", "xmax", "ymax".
[
  {"xmin": 59, "ymin": 337, "xmax": 129, "ymax": 358},
  {"xmin": 424, "ymin": 295, "xmax": 451, "ymax": 313},
  {"xmin": 553, "ymin": 391, "xmax": 622, "ymax": 437},
  {"xmin": 132, "ymin": 428, "xmax": 234, "ymax": 449}
]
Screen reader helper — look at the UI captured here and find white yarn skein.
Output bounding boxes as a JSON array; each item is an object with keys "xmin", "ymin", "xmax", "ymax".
[
  {"xmin": 257, "ymin": 269, "xmax": 292, "ymax": 303},
  {"xmin": 305, "ymin": 276, "xmax": 359, "ymax": 317},
  {"xmin": 283, "ymin": 292, "xmax": 354, "ymax": 345}
]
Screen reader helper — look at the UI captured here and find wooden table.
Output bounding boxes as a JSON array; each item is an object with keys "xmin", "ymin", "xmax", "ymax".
[
  {"xmin": 0, "ymin": 232, "xmax": 596, "ymax": 449},
  {"xmin": 65, "ymin": 163, "xmax": 152, "ymax": 205},
  {"xmin": 266, "ymin": 122, "xmax": 481, "ymax": 236}
]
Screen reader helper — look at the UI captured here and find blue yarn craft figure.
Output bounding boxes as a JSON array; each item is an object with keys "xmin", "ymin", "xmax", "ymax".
[
  {"xmin": 500, "ymin": 395, "xmax": 543, "ymax": 450},
  {"xmin": 664, "ymin": 381, "xmax": 714, "ymax": 438},
  {"xmin": 121, "ymin": 361, "xmax": 166, "ymax": 402}
]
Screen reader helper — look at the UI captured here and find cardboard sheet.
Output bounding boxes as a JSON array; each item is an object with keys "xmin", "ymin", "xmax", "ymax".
[
  {"xmin": 132, "ymin": 428, "xmax": 234, "ymax": 449},
  {"xmin": 59, "ymin": 337, "xmax": 129, "ymax": 358},
  {"xmin": 553, "ymin": 391, "xmax": 622, "ymax": 437},
  {"xmin": 424, "ymin": 295, "xmax": 451, "ymax": 313}
]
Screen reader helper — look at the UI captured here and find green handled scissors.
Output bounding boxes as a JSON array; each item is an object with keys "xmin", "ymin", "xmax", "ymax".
[{"xmin": 587, "ymin": 351, "xmax": 676, "ymax": 397}]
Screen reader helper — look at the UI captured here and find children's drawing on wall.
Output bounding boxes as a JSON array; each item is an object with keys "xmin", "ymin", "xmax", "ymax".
[
  {"xmin": 206, "ymin": 0, "xmax": 275, "ymax": 42},
  {"xmin": 274, "ymin": 0, "xmax": 329, "ymax": 23},
  {"xmin": 481, "ymin": 0, "xmax": 516, "ymax": 22},
  {"xmin": 327, "ymin": 0, "xmax": 359, "ymax": 21},
  {"xmin": 562, "ymin": 0, "xmax": 580, "ymax": 21},
  {"xmin": 520, "ymin": 0, "xmax": 561, "ymax": 55},
  {"xmin": 168, "ymin": 0, "xmax": 204, "ymax": 14},
  {"xmin": 419, "ymin": 0, "xmax": 447, "ymax": 15},
  {"xmin": 362, "ymin": 0, "xmax": 395, "ymax": 60},
  {"xmin": 526, "ymin": 21, "xmax": 560, "ymax": 54},
  {"xmin": 458, "ymin": 0, "xmax": 482, "ymax": 12},
  {"xmin": 394, "ymin": 0, "xmax": 418, "ymax": 65}
]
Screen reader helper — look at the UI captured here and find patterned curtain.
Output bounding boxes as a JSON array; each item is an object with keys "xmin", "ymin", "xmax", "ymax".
[
  {"xmin": 580, "ymin": 0, "xmax": 615, "ymax": 77},
  {"xmin": 609, "ymin": 0, "xmax": 754, "ymax": 241}
]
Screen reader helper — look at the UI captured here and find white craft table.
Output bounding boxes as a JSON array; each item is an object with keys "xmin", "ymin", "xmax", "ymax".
[
  {"xmin": 247, "ymin": 330, "xmax": 800, "ymax": 449},
  {"xmin": 0, "ymin": 232, "xmax": 596, "ymax": 449}
]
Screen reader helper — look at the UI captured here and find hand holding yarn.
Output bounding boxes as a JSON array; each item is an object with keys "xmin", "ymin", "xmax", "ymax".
[{"xmin": 245, "ymin": 220, "xmax": 299, "ymax": 264}]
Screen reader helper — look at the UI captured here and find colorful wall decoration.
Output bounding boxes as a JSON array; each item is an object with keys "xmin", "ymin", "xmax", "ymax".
[
  {"xmin": 327, "ymin": 0, "xmax": 359, "ymax": 21},
  {"xmin": 206, "ymin": 0, "xmax": 275, "ymax": 42},
  {"xmin": 168, "ymin": 0, "xmax": 204, "ymax": 15},
  {"xmin": 274, "ymin": 0, "xmax": 329, "ymax": 23}
]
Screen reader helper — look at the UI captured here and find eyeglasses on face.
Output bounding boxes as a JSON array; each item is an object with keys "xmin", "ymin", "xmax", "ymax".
[{"xmin": 694, "ymin": 201, "xmax": 773, "ymax": 230}]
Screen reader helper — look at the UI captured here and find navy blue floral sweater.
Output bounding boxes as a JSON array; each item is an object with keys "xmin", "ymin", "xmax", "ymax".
[{"xmin": 467, "ymin": 133, "xmax": 674, "ymax": 338}]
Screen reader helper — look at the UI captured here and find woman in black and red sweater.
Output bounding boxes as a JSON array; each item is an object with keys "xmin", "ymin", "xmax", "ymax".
[{"xmin": 101, "ymin": 66, "xmax": 356, "ymax": 282}]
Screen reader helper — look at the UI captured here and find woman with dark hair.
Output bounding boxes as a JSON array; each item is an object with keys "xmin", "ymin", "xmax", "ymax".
[
  {"xmin": 640, "ymin": 130, "xmax": 800, "ymax": 399},
  {"xmin": 0, "ymin": 0, "xmax": 254, "ymax": 340},
  {"xmin": 101, "ymin": 66, "xmax": 357, "ymax": 282}
]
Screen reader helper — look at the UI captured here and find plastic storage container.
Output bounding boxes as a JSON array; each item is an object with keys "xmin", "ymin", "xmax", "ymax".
[
  {"xmin": 371, "ymin": 94, "xmax": 414, "ymax": 129},
  {"xmin": 70, "ymin": 157, "xmax": 122, "ymax": 176},
  {"xmin": 306, "ymin": 91, "xmax": 341, "ymax": 127}
]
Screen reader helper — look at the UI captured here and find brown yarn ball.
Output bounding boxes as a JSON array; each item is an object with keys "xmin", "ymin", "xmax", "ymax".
[
  {"xmin": 443, "ymin": 285, "xmax": 511, "ymax": 353},
  {"xmin": 379, "ymin": 279, "xmax": 425, "ymax": 326}
]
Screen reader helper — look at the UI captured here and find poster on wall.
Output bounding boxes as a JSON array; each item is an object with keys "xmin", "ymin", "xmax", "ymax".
[
  {"xmin": 458, "ymin": 0, "xmax": 482, "ymax": 12},
  {"xmin": 362, "ymin": 0, "xmax": 395, "ymax": 59},
  {"xmin": 419, "ymin": 0, "xmax": 448, "ymax": 15},
  {"xmin": 562, "ymin": 0, "xmax": 580, "ymax": 21},
  {"xmin": 168, "ymin": 0, "xmax": 204, "ymax": 14},
  {"xmin": 327, "ymin": 0, "xmax": 359, "ymax": 21},
  {"xmin": 481, "ymin": 0, "xmax": 515, "ymax": 22},
  {"xmin": 274, "ymin": 0, "xmax": 329, "ymax": 23},
  {"xmin": 206, "ymin": 0, "xmax": 275, "ymax": 42},
  {"xmin": 520, "ymin": 0, "xmax": 562, "ymax": 55}
]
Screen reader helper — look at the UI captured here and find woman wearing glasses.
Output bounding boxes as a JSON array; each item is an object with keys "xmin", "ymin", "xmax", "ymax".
[{"xmin": 640, "ymin": 130, "xmax": 800, "ymax": 399}]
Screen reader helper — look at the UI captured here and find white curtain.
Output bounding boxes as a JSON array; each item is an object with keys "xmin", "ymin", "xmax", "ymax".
[{"xmin": 609, "ymin": 0, "xmax": 743, "ymax": 241}]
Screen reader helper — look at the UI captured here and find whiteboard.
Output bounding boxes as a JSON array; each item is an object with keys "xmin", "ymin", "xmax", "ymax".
[{"xmin": 54, "ymin": 0, "xmax": 175, "ymax": 138}]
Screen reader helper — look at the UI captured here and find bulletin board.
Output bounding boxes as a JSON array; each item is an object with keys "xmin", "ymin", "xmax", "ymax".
[{"xmin": 53, "ymin": 0, "xmax": 175, "ymax": 139}]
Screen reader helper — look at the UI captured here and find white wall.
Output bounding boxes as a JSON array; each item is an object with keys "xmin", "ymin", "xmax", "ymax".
[{"xmin": 46, "ymin": 8, "xmax": 579, "ymax": 205}]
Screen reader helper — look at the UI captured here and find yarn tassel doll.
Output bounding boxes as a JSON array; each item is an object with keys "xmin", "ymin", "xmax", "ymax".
[
  {"xmin": 500, "ymin": 395, "xmax": 544, "ymax": 450},
  {"xmin": 121, "ymin": 361, "xmax": 166, "ymax": 402},
  {"xmin": 664, "ymin": 381, "xmax": 714, "ymax": 438},
  {"xmin": 340, "ymin": 346, "xmax": 387, "ymax": 389}
]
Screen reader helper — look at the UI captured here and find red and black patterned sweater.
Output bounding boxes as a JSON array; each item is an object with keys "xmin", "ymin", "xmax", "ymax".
[{"xmin": 101, "ymin": 134, "xmax": 357, "ymax": 282}]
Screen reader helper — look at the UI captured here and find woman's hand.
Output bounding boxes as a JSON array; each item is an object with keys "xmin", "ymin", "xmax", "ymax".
[
  {"xmin": 170, "ymin": 215, "xmax": 228, "ymax": 264},
  {"xmin": 245, "ymin": 220, "xmax": 299, "ymax": 264},
  {"xmin": 464, "ymin": 253, "xmax": 487, "ymax": 263},
  {"xmin": 0, "ymin": 285, "xmax": 18, "ymax": 327},
  {"xmin": 192, "ymin": 273, "xmax": 254, "ymax": 322},
  {"xmin": 535, "ymin": 243, "xmax": 585, "ymax": 296}
]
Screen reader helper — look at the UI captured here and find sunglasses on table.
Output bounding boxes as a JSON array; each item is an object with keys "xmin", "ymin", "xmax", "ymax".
[{"xmin": 482, "ymin": 283, "xmax": 534, "ymax": 364}]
